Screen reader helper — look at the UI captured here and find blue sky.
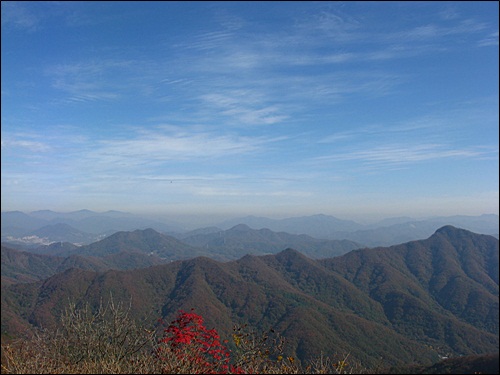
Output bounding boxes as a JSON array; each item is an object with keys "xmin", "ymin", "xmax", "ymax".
[{"xmin": 1, "ymin": 1, "xmax": 498, "ymax": 222}]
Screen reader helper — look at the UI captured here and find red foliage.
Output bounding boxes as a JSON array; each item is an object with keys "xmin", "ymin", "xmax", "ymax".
[{"xmin": 157, "ymin": 309, "xmax": 245, "ymax": 374}]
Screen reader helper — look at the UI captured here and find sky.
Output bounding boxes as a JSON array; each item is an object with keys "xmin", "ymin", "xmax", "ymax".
[{"xmin": 1, "ymin": 1, "xmax": 499, "ymax": 222}]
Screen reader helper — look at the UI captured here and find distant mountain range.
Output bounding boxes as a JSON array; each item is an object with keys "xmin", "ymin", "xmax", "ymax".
[
  {"xmin": 2, "ymin": 225, "xmax": 363, "ymax": 277},
  {"xmin": 177, "ymin": 223, "xmax": 362, "ymax": 259},
  {"xmin": 2, "ymin": 226, "xmax": 498, "ymax": 370},
  {"xmin": 1, "ymin": 210, "xmax": 185, "ymax": 246},
  {"xmin": 217, "ymin": 213, "xmax": 499, "ymax": 246},
  {"xmin": 2, "ymin": 210, "xmax": 497, "ymax": 248}
]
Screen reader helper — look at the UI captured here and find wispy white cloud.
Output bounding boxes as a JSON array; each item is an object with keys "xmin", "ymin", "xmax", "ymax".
[
  {"xmin": 46, "ymin": 60, "xmax": 140, "ymax": 102},
  {"xmin": 76, "ymin": 126, "xmax": 290, "ymax": 174},
  {"xmin": 319, "ymin": 118, "xmax": 440, "ymax": 145},
  {"xmin": 1, "ymin": 2, "xmax": 41, "ymax": 31},
  {"xmin": 1, "ymin": 124, "xmax": 297, "ymax": 209},
  {"xmin": 439, "ymin": 6, "xmax": 461, "ymax": 21},
  {"xmin": 295, "ymin": 9, "xmax": 362, "ymax": 44},
  {"xmin": 478, "ymin": 31, "xmax": 499, "ymax": 47},
  {"xmin": 313, "ymin": 143, "xmax": 497, "ymax": 171},
  {"xmin": 1, "ymin": 138, "xmax": 51, "ymax": 153},
  {"xmin": 319, "ymin": 99, "xmax": 500, "ymax": 149},
  {"xmin": 200, "ymin": 92, "xmax": 288, "ymax": 126},
  {"xmin": 193, "ymin": 186, "xmax": 311, "ymax": 198},
  {"xmin": 40, "ymin": 4, "xmax": 491, "ymax": 125},
  {"xmin": 174, "ymin": 30, "xmax": 235, "ymax": 51},
  {"xmin": 95, "ymin": 132, "xmax": 257, "ymax": 161},
  {"xmin": 386, "ymin": 18, "xmax": 488, "ymax": 43}
]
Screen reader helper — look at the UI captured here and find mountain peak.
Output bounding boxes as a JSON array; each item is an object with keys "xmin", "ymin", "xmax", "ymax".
[
  {"xmin": 31, "ymin": 209, "xmax": 58, "ymax": 214},
  {"xmin": 229, "ymin": 224, "xmax": 252, "ymax": 232},
  {"xmin": 275, "ymin": 248, "xmax": 311, "ymax": 261},
  {"xmin": 71, "ymin": 209, "xmax": 95, "ymax": 214},
  {"xmin": 278, "ymin": 247, "xmax": 302, "ymax": 255},
  {"xmin": 132, "ymin": 227, "xmax": 161, "ymax": 235},
  {"xmin": 434, "ymin": 225, "xmax": 468, "ymax": 236},
  {"xmin": 431, "ymin": 225, "xmax": 497, "ymax": 243}
]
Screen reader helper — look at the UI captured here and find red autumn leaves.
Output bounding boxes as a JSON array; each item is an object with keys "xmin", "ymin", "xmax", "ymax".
[{"xmin": 156, "ymin": 309, "xmax": 245, "ymax": 374}]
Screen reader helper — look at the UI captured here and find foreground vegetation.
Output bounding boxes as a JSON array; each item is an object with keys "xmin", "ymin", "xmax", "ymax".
[
  {"xmin": 2, "ymin": 297, "xmax": 497, "ymax": 374},
  {"xmin": 1, "ymin": 298, "xmax": 370, "ymax": 374}
]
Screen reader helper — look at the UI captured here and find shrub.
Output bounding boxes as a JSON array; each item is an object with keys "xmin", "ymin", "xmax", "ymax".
[
  {"xmin": 155, "ymin": 309, "xmax": 244, "ymax": 374},
  {"xmin": 1, "ymin": 297, "xmax": 159, "ymax": 374},
  {"xmin": 1, "ymin": 301, "xmax": 368, "ymax": 374}
]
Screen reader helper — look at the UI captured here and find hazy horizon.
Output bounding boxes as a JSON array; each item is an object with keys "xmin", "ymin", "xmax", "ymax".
[
  {"xmin": 2, "ymin": 2, "xmax": 498, "ymax": 220},
  {"xmin": 2, "ymin": 207, "xmax": 499, "ymax": 229}
]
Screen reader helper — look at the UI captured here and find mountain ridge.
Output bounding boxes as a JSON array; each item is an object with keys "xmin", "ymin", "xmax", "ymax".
[
  {"xmin": 180, "ymin": 224, "xmax": 363, "ymax": 259},
  {"xmin": 3, "ymin": 210, "xmax": 498, "ymax": 248},
  {"xmin": 2, "ymin": 226, "xmax": 497, "ymax": 369}
]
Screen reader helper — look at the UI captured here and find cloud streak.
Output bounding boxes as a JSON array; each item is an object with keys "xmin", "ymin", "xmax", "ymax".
[
  {"xmin": 93, "ymin": 130, "xmax": 268, "ymax": 163},
  {"xmin": 313, "ymin": 143, "xmax": 497, "ymax": 171},
  {"xmin": 1, "ymin": 1, "xmax": 41, "ymax": 31}
]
